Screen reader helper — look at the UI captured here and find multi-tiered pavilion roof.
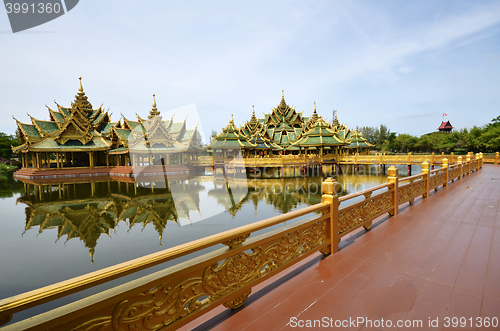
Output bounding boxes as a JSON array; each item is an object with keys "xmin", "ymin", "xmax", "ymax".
[{"xmin": 208, "ymin": 91, "xmax": 372, "ymax": 155}]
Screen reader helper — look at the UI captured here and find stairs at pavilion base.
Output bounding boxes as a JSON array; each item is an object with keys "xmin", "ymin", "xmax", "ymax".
[{"xmin": 13, "ymin": 167, "xmax": 114, "ymax": 180}]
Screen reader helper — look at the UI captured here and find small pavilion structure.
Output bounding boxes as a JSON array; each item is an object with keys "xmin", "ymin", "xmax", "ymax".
[{"xmin": 438, "ymin": 120, "xmax": 454, "ymax": 132}]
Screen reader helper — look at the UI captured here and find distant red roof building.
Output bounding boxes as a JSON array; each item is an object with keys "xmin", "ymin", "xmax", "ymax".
[{"xmin": 438, "ymin": 120, "xmax": 454, "ymax": 132}]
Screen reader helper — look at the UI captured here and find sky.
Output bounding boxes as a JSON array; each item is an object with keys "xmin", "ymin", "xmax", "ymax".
[{"xmin": 1, "ymin": 0, "xmax": 499, "ymax": 141}]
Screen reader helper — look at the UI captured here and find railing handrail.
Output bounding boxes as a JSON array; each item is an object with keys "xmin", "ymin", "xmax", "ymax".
[
  {"xmin": 338, "ymin": 183, "xmax": 390, "ymax": 203},
  {"xmin": 0, "ymin": 202, "xmax": 328, "ymax": 317},
  {"xmin": 399, "ymin": 173, "xmax": 425, "ymax": 184}
]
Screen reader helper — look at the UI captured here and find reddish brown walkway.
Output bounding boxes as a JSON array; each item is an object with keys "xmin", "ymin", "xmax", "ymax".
[{"xmin": 182, "ymin": 165, "xmax": 500, "ymax": 331}]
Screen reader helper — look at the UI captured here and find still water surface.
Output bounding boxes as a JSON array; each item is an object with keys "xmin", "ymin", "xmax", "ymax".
[{"xmin": 0, "ymin": 165, "xmax": 415, "ymax": 323}]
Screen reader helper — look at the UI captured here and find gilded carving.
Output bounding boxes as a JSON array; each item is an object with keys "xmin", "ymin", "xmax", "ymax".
[
  {"xmin": 429, "ymin": 172, "xmax": 445, "ymax": 190},
  {"xmin": 222, "ymin": 234, "xmax": 251, "ymax": 248},
  {"xmin": 449, "ymin": 167, "xmax": 460, "ymax": 180},
  {"xmin": 339, "ymin": 191, "xmax": 392, "ymax": 235},
  {"xmin": 398, "ymin": 180, "xmax": 425, "ymax": 204},
  {"xmin": 223, "ymin": 290, "xmax": 252, "ymax": 309},
  {"xmin": 72, "ymin": 220, "xmax": 327, "ymax": 331}
]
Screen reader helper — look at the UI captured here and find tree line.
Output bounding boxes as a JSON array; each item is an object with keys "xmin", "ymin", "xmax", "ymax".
[
  {"xmin": 356, "ymin": 116, "xmax": 500, "ymax": 154},
  {"xmin": 0, "ymin": 115, "xmax": 499, "ymax": 161}
]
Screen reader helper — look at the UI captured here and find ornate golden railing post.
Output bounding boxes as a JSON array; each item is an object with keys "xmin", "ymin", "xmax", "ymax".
[
  {"xmin": 321, "ymin": 178, "xmax": 339, "ymax": 255},
  {"xmin": 457, "ymin": 156, "xmax": 463, "ymax": 179},
  {"xmin": 387, "ymin": 166, "xmax": 399, "ymax": 216},
  {"xmin": 495, "ymin": 152, "xmax": 499, "ymax": 165},
  {"xmin": 479, "ymin": 152, "xmax": 483, "ymax": 168},
  {"xmin": 431, "ymin": 152, "xmax": 435, "ymax": 165},
  {"xmin": 466, "ymin": 155, "xmax": 471, "ymax": 175},
  {"xmin": 442, "ymin": 158, "xmax": 449, "ymax": 186},
  {"xmin": 422, "ymin": 161, "xmax": 430, "ymax": 198},
  {"xmin": 450, "ymin": 152, "xmax": 454, "ymax": 164}
]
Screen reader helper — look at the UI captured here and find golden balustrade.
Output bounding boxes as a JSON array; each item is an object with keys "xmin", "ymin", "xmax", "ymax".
[
  {"xmin": 0, "ymin": 155, "xmax": 485, "ymax": 330},
  {"xmin": 191, "ymin": 152, "xmax": 499, "ymax": 170}
]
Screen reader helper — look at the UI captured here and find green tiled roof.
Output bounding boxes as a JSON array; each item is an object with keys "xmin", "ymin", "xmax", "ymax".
[
  {"xmin": 52, "ymin": 111, "xmax": 65, "ymax": 124},
  {"xmin": 178, "ymin": 129, "xmax": 195, "ymax": 142},
  {"xmin": 29, "ymin": 137, "xmax": 110, "ymax": 150},
  {"xmin": 19, "ymin": 123, "xmax": 41, "ymax": 139},
  {"xmin": 33, "ymin": 119, "xmax": 59, "ymax": 134},
  {"xmin": 99, "ymin": 123, "xmax": 114, "ymax": 134},
  {"xmin": 92, "ymin": 113, "xmax": 105, "ymax": 125},
  {"xmin": 126, "ymin": 120, "xmax": 142, "ymax": 131},
  {"xmin": 59, "ymin": 107, "xmax": 71, "ymax": 117},
  {"xmin": 114, "ymin": 128, "xmax": 133, "ymax": 141},
  {"xmin": 345, "ymin": 131, "xmax": 372, "ymax": 148},
  {"xmin": 169, "ymin": 122, "xmax": 184, "ymax": 133}
]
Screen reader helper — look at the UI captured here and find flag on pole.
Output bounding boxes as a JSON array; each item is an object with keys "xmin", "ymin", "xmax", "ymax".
[{"xmin": 443, "ymin": 113, "xmax": 448, "ymax": 116}]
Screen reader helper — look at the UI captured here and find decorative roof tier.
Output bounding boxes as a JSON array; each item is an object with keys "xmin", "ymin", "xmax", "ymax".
[
  {"xmin": 13, "ymin": 77, "xmax": 115, "ymax": 152},
  {"xmin": 208, "ymin": 116, "xmax": 256, "ymax": 150},
  {"xmin": 292, "ymin": 118, "xmax": 344, "ymax": 148},
  {"xmin": 344, "ymin": 130, "xmax": 373, "ymax": 149},
  {"xmin": 110, "ymin": 95, "xmax": 201, "ymax": 155}
]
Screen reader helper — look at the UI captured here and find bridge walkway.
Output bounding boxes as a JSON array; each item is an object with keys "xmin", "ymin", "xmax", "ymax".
[{"xmin": 182, "ymin": 164, "xmax": 500, "ymax": 330}]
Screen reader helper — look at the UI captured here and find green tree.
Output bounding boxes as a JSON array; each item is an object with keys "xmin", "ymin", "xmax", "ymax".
[{"xmin": 0, "ymin": 132, "xmax": 19, "ymax": 160}]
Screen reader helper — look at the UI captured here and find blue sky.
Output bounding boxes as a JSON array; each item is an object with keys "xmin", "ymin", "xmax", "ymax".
[{"xmin": 1, "ymin": 0, "xmax": 499, "ymax": 141}]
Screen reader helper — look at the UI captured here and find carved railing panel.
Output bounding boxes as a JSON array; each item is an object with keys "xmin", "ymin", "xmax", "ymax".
[
  {"xmin": 338, "ymin": 190, "xmax": 392, "ymax": 236},
  {"xmin": 429, "ymin": 172, "xmax": 446, "ymax": 190},
  {"xmin": 27, "ymin": 217, "xmax": 329, "ymax": 331},
  {"xmin": 449, "ymin": 166, "xmax": 461, "ymax": 181},
  {"xmin": 398, "ymin": 179, "xmax": 426, "ymax": 205}
]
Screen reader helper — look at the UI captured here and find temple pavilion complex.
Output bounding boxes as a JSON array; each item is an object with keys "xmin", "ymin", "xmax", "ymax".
[
  {"xmin": 208, "ymin": 91, "xmax": 372, "ymax": 159},
  {"xmin": 12, "ymin": 78, "xmax": 204, "ymax": 179}
]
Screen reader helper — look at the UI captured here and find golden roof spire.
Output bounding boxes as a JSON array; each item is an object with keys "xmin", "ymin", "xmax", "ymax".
[
  {"xmin": 314, "ymin": 102, "xmax": 317, "ymax": 113},
  {"xmin": 148, "ymin": 93, "xmax": 160, "ymax": 119},
  {"xmin": 78, "ymin": 76, "xmax": 83, "ymax": 94},
  {"xmin": 89, "ymin": 248, "xmax": 94, "ymax": 264},
  {"xmin": 282, "ymin": 89, "xmax": 284, "ymax": 99},
  {"xmin": 252, "ymin": 105, "xmax": 255, "ymax": 115}
]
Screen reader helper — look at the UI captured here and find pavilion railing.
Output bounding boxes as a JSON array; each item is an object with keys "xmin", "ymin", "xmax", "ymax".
[
  {"xmin": 0, "ymin": 155, "xmax": 484, "ymax": 330},
  {"xmin": 194, "ymin": 152, "xmax": 497, "ymax": 169}
]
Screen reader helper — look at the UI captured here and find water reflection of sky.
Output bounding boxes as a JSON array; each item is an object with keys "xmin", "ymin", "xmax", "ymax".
[{"xmin": 0, "ymin": 166, "xmax": 400, "ymax": 323}]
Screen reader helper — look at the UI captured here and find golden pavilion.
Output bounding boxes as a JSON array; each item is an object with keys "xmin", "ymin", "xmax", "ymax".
[
  {"xmin": 12, "ymin": 78, "xmax": 204, "ymax": 179},
  {"xmin": 208, "ymin": 91, "xmax": 372, "ymax": 158}
]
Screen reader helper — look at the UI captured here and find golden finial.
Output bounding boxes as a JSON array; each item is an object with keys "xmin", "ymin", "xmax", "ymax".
[
  {"xmin": 89, "ymin": 248, "xmax": 94, "ymax": 264},
  {"xmin": 314, "ymin": 102, "xmax": 316, "ymax": 112},
  {"xmin": 252, "ymin": 105, "xmax": 255, "ymax": 114},
  {"xmin": 334, "ymin": 109, "xmax": 338, "ymax": 120},
  {"xmin": 78, "ymin": 76, "xmax": 83, "ymax": 92},
  {"xmin": 282, "ymin": 89, "xmax": 284, "ymax": 98},
  {"xmin": 148, "ymin": 94, "xmax": 160, "ymax": 119},
  {"xmin": 231, "ymin": 114, "xmax": 234, "ymax": 123}
]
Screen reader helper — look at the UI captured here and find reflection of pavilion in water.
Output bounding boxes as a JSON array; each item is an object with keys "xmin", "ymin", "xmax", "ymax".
[
  {"xmin": 17, "ymin": 173, "xmax": 376, "ymax": 262},
  {"xmin": 207, "ymin": 176, "xmax": 347, "ymax": 216},
  {"xmin": 18, "ymin": 176, "xmax": 203, "ymax": 263}
]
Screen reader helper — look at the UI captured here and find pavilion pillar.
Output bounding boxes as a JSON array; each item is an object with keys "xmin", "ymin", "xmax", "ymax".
[
  {"xmin": 56, "ymin": 153, "xmax": 60, "ymax": 168},
  {"xmin": 106, "ymin": 153, "xmax": 109, "ymax": 167},
  {"xmin": 71, "ymin": 152, "xmax": 74, "ymax": 166},
  {"xmin": 89, "ymin": 152, "xmax": 93, "ymax": 168}
]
